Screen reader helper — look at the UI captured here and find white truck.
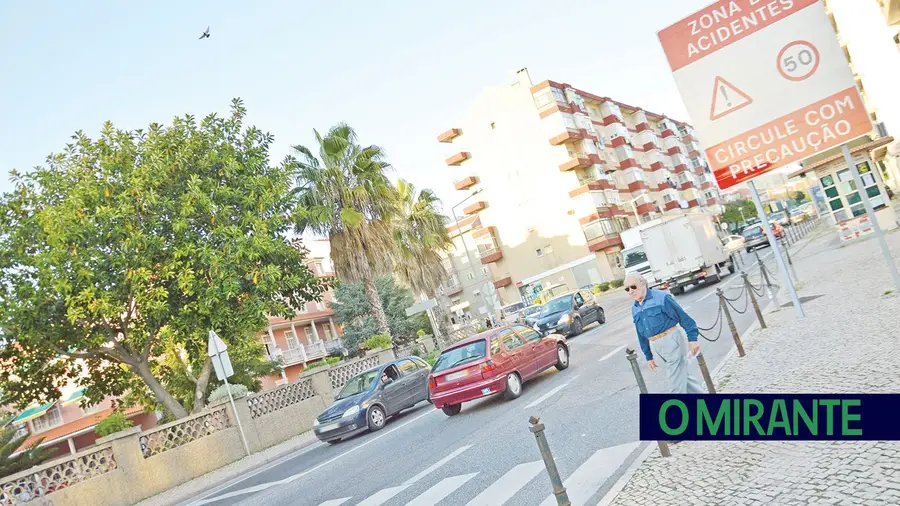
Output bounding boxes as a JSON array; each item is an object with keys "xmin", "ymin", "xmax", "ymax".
[
  {"xmin": 640, "ymin": 213, "xmax": 734, "ymax": 295},
  {"xmin": 619, "ymin": 215, "xmax": 682, "ymax": 286}
]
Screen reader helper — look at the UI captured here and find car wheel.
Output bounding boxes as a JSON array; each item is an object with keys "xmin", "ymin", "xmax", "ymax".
[
  {"xmin": 571, "ymin": 317, "xmax": 583, "ymax": 336},
  {"xmin": 555, "ymin": 344, "xmax": 570, "ymax": 371},
  {"xmin": 598, "ymin": 308, "xmax": 606, "ymax": 324},
  {"xmin": 503, "ymin": 372, "xmax": 523, "ymax": 400},
  {"xmin": 326, "ymin": 438, "xmax": 341, "ymax": 445},
  {"xmin": 728, "ymin": 263, "xmax": 736, "ymax": 274},
  {"xmin": 441, "ymin": 404, "xmax": 461, "ymax": 416},
  {"xmin": 746, "ymin": 247, "xmax": 752, "ymax": 253},
  {"xmin": 367, "ymin": 405, "xmax": 386, "ymax": 431}
]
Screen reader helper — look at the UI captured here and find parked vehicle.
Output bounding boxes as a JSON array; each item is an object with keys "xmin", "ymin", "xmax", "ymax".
[
  {"xmin": 521, "ymin": 304, "xmax": 544, "ymax": 325},
  {"xmin": 722, "ymin": 234, "xmax": 746, "ymax": 255},
  {"xmin": 742, "ymin": 222, "xmax": 784, "ymax": 252},
  {"xmin": 428, "ymin": 325, "xmax": 570, "ymax": 416},
  {"xmin": 618, "ymin": 217, "xmax": 681, "ymax": 286},
  {"xmin": 530, "ymin": 290, "xmax": 605, "ymax": 336},
  {"xmin": 642, "ymin": 213, "xmax": 734, "ymax": 295},
  {"xmin": 500, "ymin": 302, "xmax": 526, "ymax": 323},
  {"xmin": 313, "ymin": 357, "xmax": 431, "ymax": 443},
  {"xmin": 770, "ymin": 210, "xmax": 791, "ymax": 227},
  {"xmin": 789, "ymin": 208, "xmax": 808, "ymax": 224}
]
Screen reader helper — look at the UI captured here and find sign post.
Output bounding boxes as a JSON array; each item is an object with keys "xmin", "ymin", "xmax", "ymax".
[
  {"xmin": 208, "ymin": 330, "xmax": 251, "ymax": 457},
  {"xmin": 658, "ymin": 0, "xmax": 876, "ymax": 319},
  {"xmin": 841, "ymin": 146, "xmax": 900, "ymax": 291}
]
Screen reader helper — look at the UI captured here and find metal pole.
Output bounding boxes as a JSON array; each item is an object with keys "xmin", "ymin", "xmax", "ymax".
[
  {"xmin": 695, "ymin": 351, "xmax": 716, "ymax": 393},
  {"xmin": 625, "ymin": 348, "xmax": 671, "ymax": 457},
  {"xmin": 451, "ymin": 191, "xmax": 498, "ymax": 319},
  {"xmin": 759, "ymin": 261, "xmax": 778, "ymax": 307},
  {"xmin": 780, "ymin": 237, "xmax": 799, "ymax": 284},
  {"xmin": 529, "ymin": 416, "xmax": 571, "ymax": 505},
  {"xmin": 748, "ymin": 181, "xmax": 804, "ymax": 319},
  {"xmin": 742, "ymin": 272, "xmax": 766, "ymax": 329},
  {"xmin": 717, "ymin": 289, "xmax": 745, "ymax": 357},
  {"xmin": 841, "ymin": 145, "xmax": 900, "ymax": 291},
  {"xmin": 212, "ymin": 337, "xmax": 251, "ymax": 457}
]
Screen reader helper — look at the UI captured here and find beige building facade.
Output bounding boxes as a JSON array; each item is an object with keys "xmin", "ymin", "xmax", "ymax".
[{"xmin": 435, "ymin": 69, "xmax": 722, "ymax": 313}]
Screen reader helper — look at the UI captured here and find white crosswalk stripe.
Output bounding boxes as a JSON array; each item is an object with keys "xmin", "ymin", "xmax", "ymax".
[
  {"xmin": 523, "ymin": 383, "xmax": 569, "ymax": 409},
  {"xmin": 355, "ymin": 485, "xmax": 409, "ymax": 506},
  {"xmin": 538, "ymin": 441, "xmax": 640, "ymax": 506},
  {"xmin": 403, "ymin": 445, "xmax": 472, "ymax": 485},
  {"xmin": 463, "ymin": 460, "xmax": 544, "ymax": 506},
  {"xmin": 317, "ymin": 498, "xmax": 351, "ymax": 506},
  {"xmin": 405, "ymin": 473, "xmax": 477, "ymax": 506}
]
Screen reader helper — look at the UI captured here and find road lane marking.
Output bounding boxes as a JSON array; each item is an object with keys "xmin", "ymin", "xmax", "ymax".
[
  {"xmin": 523, "ymin": 383, "xmax": 569, "ymax": 409},
  {"xmin": 317, "ymin": 499, "xmax": 351, "ymax": 506},
  {"xmin": 355, "ymin": 485, "xmax": 409, "ymax": 506},
  {"xmin": 189, "ymin": 408, "xmax": 438, "ymax": 505},
  {"xmin": 538, "ymin": 441, "xmax": 640, "ymax": 506},
  {"xmin": 597, "ymin": 345, "xmax": 627, "ymax": 363},
  {"xmin": 403, "ymin": 445, "xmax": 473, "ymax": 485},
  {"xmin": 464, "ymin": 461, "xmax": 544, "ymax": 506},
  {"xmin": 406, "ymin": 473, "xmax": 478, "ymax": 506}
]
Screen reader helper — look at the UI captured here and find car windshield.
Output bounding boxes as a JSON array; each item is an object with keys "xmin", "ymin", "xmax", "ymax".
[
  {"xmin": 502, "ymin": 302, "xmax": 525, "ymax": 316},
  {"xmin": 335, "ymin": 369, "xmax": 380, "ymax": 400},
  {"xmin": 523, "ymin": 305, "xmax": 543, "ymax": 317},
  {"xmin": 742, "ymin": 227, "xmax": 763, "ymax": 238},
  {"xmin": 432, "ymin": 340, "xmax": 487, "ymax": 373},
  {"xmin": 541, "ymin": 295, "xmax": 572, "ymax": 316},
  {"xmin": 622, "ymin": 248, "xmax": 648, "ymax": 269}
]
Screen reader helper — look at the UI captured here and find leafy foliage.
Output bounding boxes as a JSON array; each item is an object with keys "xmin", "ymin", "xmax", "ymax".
[
  {"xmin": 597, "ymin": 282, "xmax": 611, "ymax": 292},
  {"xmin": 0, "ymin": 99, "xmax": 327, "ymax": 418},
  {"xmin": 207, "ymin": 383, "xmax": 249, "ymax": 404},
  {"xmin": 0, "ymin": 418, "xmax": 56, "ymax": 478},
  {"xmin": 330, "ymin": 277, "xmax": 423, "ymax": 351},
  {"xmin": 94, "ymin": 412, "xmax": 134, "ymax": 438},
  {"xmin": 391, "ymin": 180, "xmax": 451, "ymax": 298},
  {"xmin": 610, "ymin": 279, "xmax": 625, "ymax": 288},
  {"xmin": 362, "ymin": 334, "xmax": 392, "ymax": 351},
  {"xmin": 721, "ymin": 199, "xmax": 759, "ymax": 225}
]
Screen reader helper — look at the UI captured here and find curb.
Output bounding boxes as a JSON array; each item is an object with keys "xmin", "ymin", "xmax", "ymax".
[{"xmin": 151, "ymin": 434, "xmax": 320, "ymax": 506}]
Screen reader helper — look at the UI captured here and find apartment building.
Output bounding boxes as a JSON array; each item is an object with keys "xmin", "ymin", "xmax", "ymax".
[
  {"xmin": 258, "ymin": 239, "xmax": 344, "ymax": 390},
  {"xmin": 435, "ymin": 69, "xmax": 722, "ymax": 310},
  {"xmin": 824, "ymin": 0, "xmax": 900, "ymax": 187}
]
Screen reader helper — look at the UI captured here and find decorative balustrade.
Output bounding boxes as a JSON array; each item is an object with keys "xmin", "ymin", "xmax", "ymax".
[
  {"xmin": 246, "ymin": 378, "xmax": 315, "ymax": 419},
  {"xmin": 0, "ymin": 446, "xmax": 117, "ymax": 505},
  {"xmin": 327, "ymin": 356, "xmax": 380, "ymax": 390},
  {"xmin": 139, "ymin": 407, "xmax": 229, "ymax": 458}
]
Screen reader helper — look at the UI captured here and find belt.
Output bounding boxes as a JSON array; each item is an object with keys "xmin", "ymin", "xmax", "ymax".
[{"xmin": 649, "ymin": 325, "xmax": 677, "ymax": 342}]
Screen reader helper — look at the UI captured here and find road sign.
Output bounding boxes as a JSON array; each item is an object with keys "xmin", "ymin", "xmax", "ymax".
[
  {"xmin": 659, "ymin": 0, "xmax": 872, "ymax": 190},
  {"xmin": 207, "ymin": 330, "xmax": 234, "ymax": 381}
]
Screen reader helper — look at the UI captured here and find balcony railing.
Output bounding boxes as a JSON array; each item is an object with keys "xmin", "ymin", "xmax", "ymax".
[{"xmin": 305, "ymin": 341, "xmax": 327, "ymax": 361}]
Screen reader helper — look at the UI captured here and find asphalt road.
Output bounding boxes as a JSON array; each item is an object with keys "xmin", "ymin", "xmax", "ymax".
[{"xmin": 185, "ymin": 252, "xmax": 774, "ymax": 506}]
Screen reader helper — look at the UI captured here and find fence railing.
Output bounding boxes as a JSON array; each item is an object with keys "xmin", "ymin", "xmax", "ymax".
[
  {"xmin": 139, "ymin": 407, "xmax": 230, "ymax": 458},
  {"xmin": 247, "ymin": 378, "xmax": 315, "ymax": 419},
  {"xmin": 327, "ymin": 355, "xmax": 381, "ymax": 391},
  {"xmin": 0, "ymin": 444, "xmax": 117, "ymax": 506}
]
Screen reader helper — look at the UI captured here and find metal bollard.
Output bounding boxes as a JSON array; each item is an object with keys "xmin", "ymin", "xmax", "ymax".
[
  {"xmin": 529, "ymin": 416, "xmax": 571, "ymax": 505},
  {"xmin": 625, "ymin": 348, "xmax": 671, "ymax": 457},
  {"xmin": 717, "ymin": 288, "xmax": 745, "ymax": 357},
  {"xmin": 742, "ymin": 272, "xmax": 767, "ymax": 329},
  {"xmin": 780, "ymin": 237, "xmax": 799, "ymax": 283},
  {"xmin": 695, "ymin": 351, "xmax": 716, "ymax": 393},
  {"xmin": 759, "ymin": 261, "xmax": 777, "ymax": 305}
]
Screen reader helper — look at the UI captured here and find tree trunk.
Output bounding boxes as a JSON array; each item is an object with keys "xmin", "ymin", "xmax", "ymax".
[
  {"xmin": 130, "ymin": 361, "xmax": 189, "ymax": 419},
  {"xmin": 191, "ymin": 358, "xmax": 213, "ymax": 414},
  {"xmin": 363, "ymin": 276, "xmax": 391, "ymax": 337}
]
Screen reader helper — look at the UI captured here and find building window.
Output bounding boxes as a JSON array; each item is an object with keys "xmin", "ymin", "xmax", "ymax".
[
  {"xmin": 467, "ymin": 272, "xmax": 476, "ymax": 281},
  {"xmin": 473, "ymin": 290, "xmax": 481, "ymax": 297},
  {"xmin": 323, "ymin": 325, "xmax": 334, "ymax": 341},
  {"xmin": 31, "ymin": 406, "xmax": 63, "ymax": 433},
  {"xmin": 284, "ymin": 331, "xmax": 300, "ymax": 349},
  {"xmin": 481, "ymin": 266, "xmax": 489, "ymax": 275},
  {"xmin": 582, "ymin": 219, "xmax": 617, "ymax": 241}
]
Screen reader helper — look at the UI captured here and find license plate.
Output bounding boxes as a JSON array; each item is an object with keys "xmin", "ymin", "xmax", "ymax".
[
  {"xmin": 481, "ymin": 388, "xmax": 492, "ymax": 395},
  {"xmin": 320, "ymin": 423, "xmax": 339, "ymax": 432},
  {"xmin": 446, "ymin": 370, "xmax": 468, "ymax": 381}
]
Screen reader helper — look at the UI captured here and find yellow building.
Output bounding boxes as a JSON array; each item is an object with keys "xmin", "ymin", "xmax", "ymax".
[{"xmin": 435, "ymin": 69, "xmax": 722, "ymax": 314}]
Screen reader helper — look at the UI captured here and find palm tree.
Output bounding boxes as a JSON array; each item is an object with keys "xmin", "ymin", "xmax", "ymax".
[
  {"xmin": 392, "ymin": 180, "xmax": 452, "ymax": 299},
  {"xmin": 291, "ymin": 124, "xmax": 396, "ymax": 336}
]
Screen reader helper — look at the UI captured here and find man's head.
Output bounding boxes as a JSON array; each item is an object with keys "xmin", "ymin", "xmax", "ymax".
[{"xmin": 624, "ymin": 272, "xmax": 649, "ymax": 302}]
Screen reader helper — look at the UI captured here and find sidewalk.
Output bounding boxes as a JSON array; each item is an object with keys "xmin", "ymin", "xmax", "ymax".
[
  {"xmin": 606, "ymin": 224, "xmax": 900, "ymax": 506},
  {"xmin": 136, "ymin": 431, "xmax": 318, "ymax": 506}
]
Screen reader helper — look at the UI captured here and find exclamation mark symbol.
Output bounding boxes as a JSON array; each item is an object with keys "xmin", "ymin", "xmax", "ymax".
[{"xmin": 721, "ymin": 85, "xmax": 731, "ymax": 107}]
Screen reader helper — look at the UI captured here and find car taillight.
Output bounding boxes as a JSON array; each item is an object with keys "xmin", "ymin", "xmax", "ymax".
[
  {"xmin": 481, "ymin": 360, "xmax": 497, "ymax": 376},
  {"xmin": 428, "ymin": 376, "xmax": 437, "ymax": 390}
]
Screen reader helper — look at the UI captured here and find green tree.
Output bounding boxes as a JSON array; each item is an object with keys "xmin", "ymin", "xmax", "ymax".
[
  {"xmin": 793, "ymin": 191, "xmax": 808, "ymax": 203},
  {"xmin": 0, "ymin": 416, "xmax": 56, "ymax": 479},
  {"xmin": 0, "ymin": 99, "xmax": 327, "ymax": 419},
  {"xmin": 94, "ymin": 412, "xmax": 134, "ymax": 438},
  {"xmin": 330, "ymin": 277, "xmax": 422, "ymax": 351},
  {"xmin": 721, "ymin": 199, "xmax": 758, "ymax": 225},
  {"xmin": 391, "ymin": 180, "xmax": 452, "ymax": 299},
  {"xmin": 291, "ymin": 124, "xmax": 396, "ymax": 337}
]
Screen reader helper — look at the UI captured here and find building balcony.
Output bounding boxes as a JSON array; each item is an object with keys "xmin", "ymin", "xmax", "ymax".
[
  {"xmin": 568, "ymin": 179, "xmax": 615, "ymax": 198},
  {"xmin": 700, "ymin": 181, "xmax": 715, "ymax": 190},
  {"xmin": 277, "ymin": 341, "xmax": 327, "ymax": 366},
  {"xmin": 463, "ymin": 201, "xmax": 486, "ymax": 215},
  {"xmin": 619, "ymin": 158, "xmax": 638, "ymax": 170},
  {"xmin": 493, "ymin": 277, "xmax": 512, "ymax": 289},
  {"xmin": 587, "ymin": 234, "xmax": 624, "ymax": 252},
  {"xmin": 693, "ymin": 165, "xmax": 706, "ymax": 176},
  {"xmin": 445, "ymin": 152, "xmax": 470, "ymax": 166},
  {"xmin": 686, "ymin": 199, "xmax": 701, "ymax": 208},
  {"xmin": 627, "ymin": 180, "xmax": 649, "ymax": 193},
  {"xmin": 454, "ymin": 176, "xmax": 478, "ymax": 190},
  {"xmin": 549, "ymin": 129, "xmax": 585, "ymax": 146},
  {"xmin": 678, "ymin": 181, "xmax": 695, "ymax": 191},
  {"xmin": 559, "ymin": 153, "xmax": 601, "ymax": 172},
  {"xmin": 705, "ymin": 198, "xmax": 718, "ymax": 207},
  {"xmin": 480, "ymin": 250, "xmax": 503, "ymax": 264},
  {"xmin": 635, "ymin": 202, "xmax": 657, "ymax": 215},
  {"xmin": 445, "ymin": 282, "xmax": 463, "ymax": 296},
  {"xmin": 663, "ymin": 200, "xmax": 680, "ymax": 211},
  {"xmin": 438, "ymin": 128, "xmax": 461, "ymax": 143}
]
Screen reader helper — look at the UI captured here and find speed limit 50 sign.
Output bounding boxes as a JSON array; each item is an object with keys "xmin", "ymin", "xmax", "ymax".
[{"xmin": 659, "ymin": 0, "xmax": 872, "ymax": 189}]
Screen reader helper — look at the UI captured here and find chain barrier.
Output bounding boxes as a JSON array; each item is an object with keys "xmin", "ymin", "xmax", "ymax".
[
  {"xmin": 722, "ymin": 282, "xmax": 746, "ymax": 302},
  {"xmin": 724, "ymin": 291, "xmax": 750, "ymax": 315}
]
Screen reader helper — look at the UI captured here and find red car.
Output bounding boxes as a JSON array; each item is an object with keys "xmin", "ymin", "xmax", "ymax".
[{"xmin": 428, "ymin": 324, "xmax": 570, "ymax": 416}]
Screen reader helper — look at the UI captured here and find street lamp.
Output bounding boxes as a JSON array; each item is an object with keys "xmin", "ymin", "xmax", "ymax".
[{"xmin": 449, "ymin": 189, "xmax": 497, "ymax": 322}]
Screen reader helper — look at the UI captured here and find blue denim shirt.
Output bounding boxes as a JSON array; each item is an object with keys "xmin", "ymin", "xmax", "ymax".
[{"xmin": 631, "ymin": 289, "xmax": 699, "ymax": 361}]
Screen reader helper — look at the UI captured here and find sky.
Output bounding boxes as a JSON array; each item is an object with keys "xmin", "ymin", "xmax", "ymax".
[{"xmin": 2, "ymin": 0, "xmax": 739, "ymax": 210}]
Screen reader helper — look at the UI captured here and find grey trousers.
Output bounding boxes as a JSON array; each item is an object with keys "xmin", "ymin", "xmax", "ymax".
[{"xmin": 649, "ymin": 327, "xmax": 705, "ymax": 394}]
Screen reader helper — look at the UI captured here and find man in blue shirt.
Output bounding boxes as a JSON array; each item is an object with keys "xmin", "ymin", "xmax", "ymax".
[{"xmin": 626, "ymin": 272, "xmax": 704, "ymax": 394}]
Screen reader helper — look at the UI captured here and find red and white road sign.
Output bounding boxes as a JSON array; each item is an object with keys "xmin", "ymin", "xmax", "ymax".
[{"xmin": 658, "ymin": 0, "xmax": 872, "ymax": 190}]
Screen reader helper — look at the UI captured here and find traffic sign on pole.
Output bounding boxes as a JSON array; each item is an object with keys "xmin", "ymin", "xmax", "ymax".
[{"xmin": 658, "ymin": 0, "xmax": 872, "ymax": 190}]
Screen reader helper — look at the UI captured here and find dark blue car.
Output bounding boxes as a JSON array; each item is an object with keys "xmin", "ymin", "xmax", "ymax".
[{"xmin": 313, "ymin": 356, "xmax": 431, "ymax": 444}]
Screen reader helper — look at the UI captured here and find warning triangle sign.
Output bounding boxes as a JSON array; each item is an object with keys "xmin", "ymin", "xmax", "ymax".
[{"xmin": 709, "ymin": 76, "xmax": 752, "ymax": 121}]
